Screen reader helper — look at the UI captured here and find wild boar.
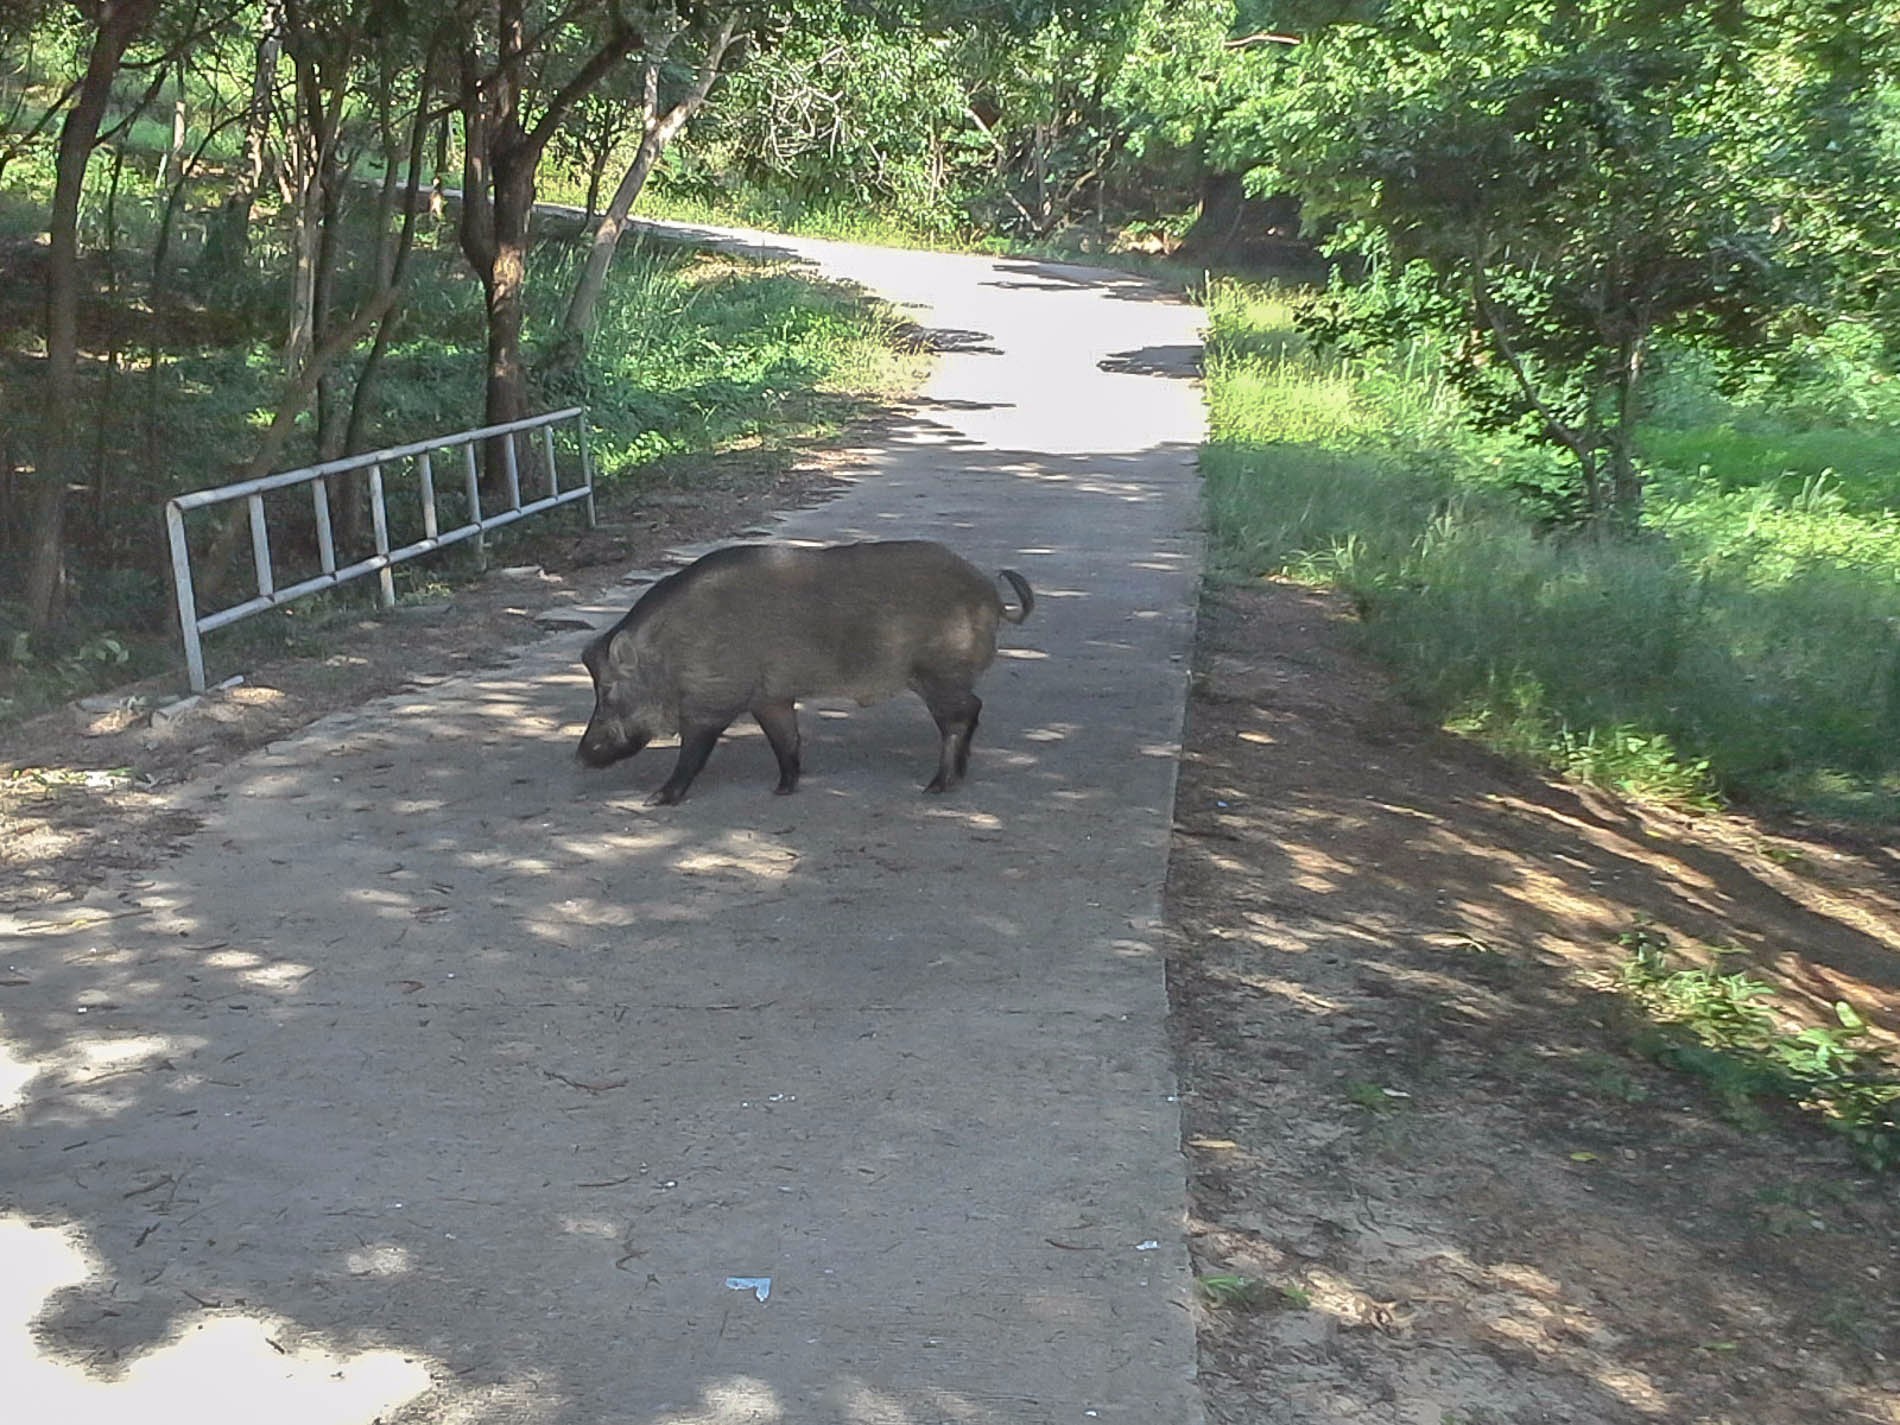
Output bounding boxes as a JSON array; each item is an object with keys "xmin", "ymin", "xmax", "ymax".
[{"xmin": 577, "ymin": 540, "xmax": 1034, "ymax": 805}]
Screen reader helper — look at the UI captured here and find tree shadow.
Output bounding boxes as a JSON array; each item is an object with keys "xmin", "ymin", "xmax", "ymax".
[{"xmin": 1172, "ymin": 580, "xmax": 1900, "ymax": 1424}]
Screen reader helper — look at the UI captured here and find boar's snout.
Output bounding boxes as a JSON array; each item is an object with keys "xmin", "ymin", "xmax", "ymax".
[{"xmin": 577, "ymin": 715, "xmax": 650, "ymax": 768}]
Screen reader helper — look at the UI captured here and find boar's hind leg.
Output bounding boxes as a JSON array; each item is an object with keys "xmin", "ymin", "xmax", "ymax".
[
  {"xmin": 753, "ymin": 700, "xmax": 803, "ymax": 795},
  {"xmin": 649, "ymin": 716, "xmax": 731, "ymax": 806},
  {"xmin": 918, "ymin": 682, "xmax": 982, "ymax": 794}
]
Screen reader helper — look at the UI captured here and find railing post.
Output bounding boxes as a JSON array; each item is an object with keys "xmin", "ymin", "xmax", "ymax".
[
  {"xmin": 165, "ymin": 500, "xmax": 207, "ymax": 693},
  {"xmin": 463, "ymin": 443, "xmax": 486, "ymax": 567},
  {"xmin": 368, "ymin": 462, "xmax": 396, "ymax": 607},
  {"xmin": 542, "ymin": 424, "xmax": 560, "ymax": 500},
  {"xmin": 577, "ymin": 411, "xmax": 597, "ymax": 529},
  {"xmin": 312, "ymin": 479, "xmax": 337, "ymax": 574},
  {"xmin": 248, "ymin": 493, "xmax": 274, "ymax": 597},
  {"xmin": 418, "ymin": 450, "xmax": 439, "ymax": 540},
  {"xmin": 502, "ymin": 432, "xmax": 522, "ymax": 511}
]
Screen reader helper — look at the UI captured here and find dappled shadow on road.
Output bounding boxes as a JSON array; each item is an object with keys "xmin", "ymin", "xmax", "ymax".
[
  {"xmin": 1, "ymin": 1217, "xmax": 430, "ymax": 1425},
  {"xmin": 1170, "ymin": 582, "xmax": 1900, "ymax": 1425},
  {"xmin": 983, "ymin": 258, "xmax": 1190, "ymax": 306},
  {"xmin": 1100, "ymin": 345, "xmax": 1203, "ymax": 381},
  {"xmin": 902, "ymin": 325, "xmax": 1004, "ymax": 356},
  {"xmin": 900, "ymin": 395, "xmax": 1013, "ymax": 416},
  {"xmin": 624, "ymin": 218, "xmax": 812, "ymax": 270},
  {"xmin": 0, "ymin": 430, "xmax": 1202, "ymax": 1422}
]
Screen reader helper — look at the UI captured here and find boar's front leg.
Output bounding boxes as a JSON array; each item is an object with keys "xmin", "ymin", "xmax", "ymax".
[
  {"xmin": 649, "ymin": 715, "xmax": 732, "ymax": 806},
  {"xmin": 918, "ymin": 681, "xmax": 982, "ymax": 794},
  {"xmin": 752, "ymin": 700, "xmax": 803, "ymax": 795}
]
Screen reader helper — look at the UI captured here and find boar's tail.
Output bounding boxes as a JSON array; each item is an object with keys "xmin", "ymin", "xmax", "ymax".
[{"xmin": 998, "ymin": 569, "xmax": 1034, "ymax": 625}]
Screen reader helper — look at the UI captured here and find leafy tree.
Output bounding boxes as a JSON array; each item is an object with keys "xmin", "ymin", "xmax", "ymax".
[
  {"xmin": 23, "ymin": 0, "xmax": 163, "ymax": 632},
  {"xmin": 559, "ymin": 7, "xmax": 747, "ymax": 342},
  {"xmin": 1103, "ymin": 0, "xmax": 1288, "ymax": 258},
  {"xmin": 451, "ymin": 0, "xmax": 643, "ymax": 443},
  {"xmin": 1221, "ymin": 2, "xmax": 1900, "ymax": 526},
  {"xmin": 674, "ymin": 0, "xmax": 1162, "ymax": 241},
  {"xmin": 681, "ymin": 15, "xmax": 969, "ymax": 227}
]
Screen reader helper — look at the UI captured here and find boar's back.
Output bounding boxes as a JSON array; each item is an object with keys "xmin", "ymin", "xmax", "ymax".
[{"xmin": 607, "ymin": 541, "xmax": 1010, "ymax": 711}]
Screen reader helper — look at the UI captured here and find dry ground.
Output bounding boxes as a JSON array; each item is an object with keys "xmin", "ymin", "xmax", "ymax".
[
  {"xmin": 6, "ymin": 451, "xmax": 1899, "ymax": 1423},
  {"xmin": 1172, "ymin": 581, "xmax": 1900, "ymax": 1425}
]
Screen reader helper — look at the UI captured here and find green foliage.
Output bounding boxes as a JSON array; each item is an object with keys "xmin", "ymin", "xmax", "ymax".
[
  {"xmin": 537, "ymin": 239, "xmax": 921, "ymax": 470},
  {"xmin": 1344, "ymin": 1080, "xmax": 1406, "ymax": 1111},
  {"xmin": 661, "ymin": 0, "xmax": 1260, "ymax": 246},
  {"xmin": 1203, "ymin": 277, "xmax": 1900, "ymax": 820},
  {"xmin": 1218, "ymin": 1, "xmax": 1900, "ymax": 525},
  {"xmin": 0, "ymin": 615, "xmax": 161, "ymax": 724},
  {"xmin": 1450, "ymin": 695, "xmax": 1720, "ymax": 809},
  {"xmin": 676, "ymin": 20, "xmax": 972, "ymax": 233},
  {"xmin": 1615, "ymin": 929, "xmax": 1900, "ymax": 1171}
]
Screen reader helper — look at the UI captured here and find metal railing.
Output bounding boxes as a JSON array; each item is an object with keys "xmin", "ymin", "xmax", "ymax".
[{"xmin": 165, "ymin": 406, "xmax": 596, "ymax": 691}]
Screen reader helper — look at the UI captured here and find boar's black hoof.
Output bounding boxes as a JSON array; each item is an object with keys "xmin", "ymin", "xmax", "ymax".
[
  {"xmin": 923, "ymin": 776, "xmax": 950, "ymax": 794},
  {"xmin": 647, "ymin": 786, "xmax": 688, "ymax": 807},
  {"xmin": 773, "ymin": 782, "xmax": 798, "ymax": 796}
]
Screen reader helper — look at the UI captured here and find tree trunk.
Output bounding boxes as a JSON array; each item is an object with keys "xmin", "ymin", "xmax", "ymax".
[
  {"xmin": 340, "ymin": 99, "xmax": 440, "ymax": 542},
  {"xmin": 561, "ymin": 18, "xmax": 737, "ymax": 342},
  {"xmin": 1473, "ymin": 265, "xmax": 1607, "ymax": 523},
  {"xmin": 456, "ymin": 5, "xmax": 640, "ymax": 476},
  {"xmin": 583, "ymin": 138, "xmax": 609, "ymax": 225},
  {"xmin": 204, "ymin": 1, "xmax": 281, "ymax": 279},
  {"xmin": 311, "ymin": 146, "xmax": 353, "ymax": 465},
  {"xmin": 25, "ymin": 0, "xmax": 159, "ymax": 633},
  {"xmin": 1606, "ymin": 334, "xmax": 1648, "ymax": 524},
  {"xmin": 346, "ymin": 95, "xmax": 439, "ymax": 456},
  {"xmin": 92, "ymin": 144, "xmax": 126, "ymax": 539},
  {"xmin": 484, "ymin": 155, "xmax": 535, "ymax": 435},
  {"xmin": 284, "ymin": 117, "xmax": 318, "ymax": 372},
  {"xmin": 155, "ymin": 60, "xmax": 184, "ymax": 189},
  {"xmin": 1178, "ymin": 171, "xmax": 1311, "ymax": 268}
]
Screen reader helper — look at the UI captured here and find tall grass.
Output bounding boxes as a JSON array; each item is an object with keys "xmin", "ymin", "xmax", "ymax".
[
  {"xmin": 1202, "ymin": 280, "xmax": 1900, "ymax": 822},
  {"xmin": 535, "ymin": 238, "xmax": 925, "ymax": 470}
]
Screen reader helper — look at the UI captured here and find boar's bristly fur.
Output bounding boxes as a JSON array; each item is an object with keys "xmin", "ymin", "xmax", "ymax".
[{"xmin": 577, "ymin": 540, "xmax": 1034, "ymax": 805}]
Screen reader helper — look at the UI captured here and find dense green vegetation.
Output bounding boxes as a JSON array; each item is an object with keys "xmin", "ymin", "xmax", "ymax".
[
  {"xmin": 1170, "ymin": 2, "xmax": 1900, "ymax": 826},
  {"xmin": 1204, "ymin": 281, "xmax": 1900, "ymax": 820}
]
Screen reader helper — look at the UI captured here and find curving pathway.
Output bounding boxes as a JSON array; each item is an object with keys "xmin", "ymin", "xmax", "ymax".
[{"xmin": 1, "ymin": 223, "xmax": 1207, "ymax": 1424}]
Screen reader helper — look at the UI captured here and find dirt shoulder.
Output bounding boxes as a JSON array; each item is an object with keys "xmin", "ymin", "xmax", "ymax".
[
  {"xmin": 0, "ymin": 437, "xmax": 863, "ymax": 911},
  {"xmin": 1169, "ymin": 580, "xmax": 1900, "ymax": 1424}
]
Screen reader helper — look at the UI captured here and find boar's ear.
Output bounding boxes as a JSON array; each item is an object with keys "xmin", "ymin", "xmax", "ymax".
[
  {"xmin": 601, "ymin": 625, "xmax": 647, "ymax": 677},
  {"xmin": 581, "ymin": 637, "xmax": 603, "ymax": 676}
]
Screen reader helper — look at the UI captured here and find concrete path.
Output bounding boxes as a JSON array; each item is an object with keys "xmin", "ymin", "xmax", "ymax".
[{"xmin": 1, "ymin": 228, "xmax": 1206, "ymax": 1424}]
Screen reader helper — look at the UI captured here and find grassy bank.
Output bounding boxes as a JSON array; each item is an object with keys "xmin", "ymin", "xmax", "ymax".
[{"xmin": 1202, "ymin": 282, "xmax": 1900, "ymax": 824}]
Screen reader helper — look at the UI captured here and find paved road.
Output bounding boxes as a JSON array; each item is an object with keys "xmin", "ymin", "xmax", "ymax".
[{"xmin": 1, "ymin": 227, "xmax": 1207, "ymax": 1424}]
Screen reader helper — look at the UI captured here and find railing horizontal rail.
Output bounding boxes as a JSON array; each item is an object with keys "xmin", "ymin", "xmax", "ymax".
[
  {"xmin": 166, "ymin": 408, "xmax": 597, "ymax": 691},
  {"xmin": 168, "ymin": 408, "xmax": 588, "ymax": 511}
]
